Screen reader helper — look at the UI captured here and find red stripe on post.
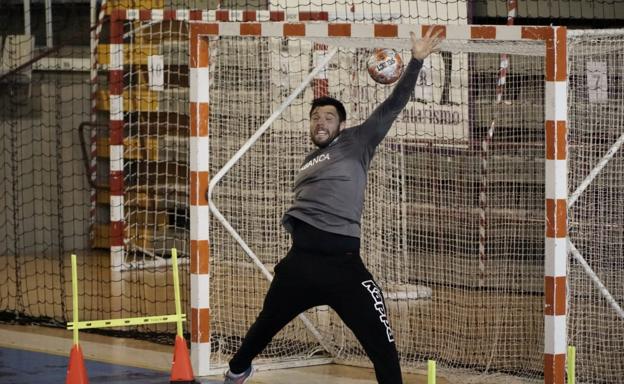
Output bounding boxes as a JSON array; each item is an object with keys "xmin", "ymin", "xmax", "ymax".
[
  {"xmin": 545, "ymin": 121, "xmax": 567, "ymax": 160},
  {"xmin": 284, "ymin": 23, "xmax": 305, "ymax": 37},
  {"xmin": 521, "ymin": 27, "xmax": 557, "ymax": 81},
  {"xmin": 190, "ymin": 10, "xmax": 203, "ymax": 21},
  {"xmin": 191, "ymin": 307, "xmax": 211, "ymax": 343},
  {"xmin": 270, "ymin": 11, "xmax": 285, "ymax": 21},
  {"xmin": 109, "ymin": 8, "xmax": 126, "ymax": 23},
  {"xmin": 242, "ymin": 10, "xmax": 257, "ymax": 21},
  {"xmin": 521, "ymin": 26, "xmax": 552, "ymax": 41},
  {"xmin": 422, "ymin": 25, "xmax": 446, "ymax": 38},
  {"xmin": 375, "ymin": 24, "xmax": 398, "ymax": 38},
  {"xmin": 109, "ymin": 170, "xmax": 124, "ymax": 193},
  {"xmin": 240, "ymin": 23, "xmax": 261, "ymax": 36},
  {"xmin": 198, "ymin": 34, "xmax": 210, "ymax": 67},
  {"xmin": 110, "ymin": 18, "xmax": 124, "ymax": 44},
  {"xmin": 554, "ymin": 27, "xmax": 567, "ymax": 81},
  {"xmin": 190, "ymin": 103, "xmax": 209, "ymax": 137},
  {"xmin": 190, "ymin": 25, "xmax": 216, "ymax": 68},
  {"xmin": 109, "ymin": 71, "xmax": 124, "ymax": 95},
  {"xmin": 471, "ymin": 26, "xmax": 496, "ymax": 39},
  {"xmin": 328, "ymin": 23, "xmax": 351, "ymax": 37},
  {"xmin": 190, "ymin": 171, "xmax": 209, "ymax": 205},
  {"xmin": 190, "ymin": 240, "xmax": 210, "ymax": 274},
  {"xmin": 110, "ymin": 221, "xmax": 125, "ymax": 247},
  {"xmin": 216, "ymin": 10, "xmax": 229, "ymax": 21},
  {"xmin": 545, "ymin": 38, "xmax": 556, "ymax": 82},
  {"xmin": 544, "ymin": 276, "xmax": 567, "ymax": 316},
  {"xmin": 139, "ymin": 9, "xmax": 151, "ymax": 21},
  {"xmin": 109, "ymin": 121, "xmax": 124, "ymax": 144},
  {"xmin": 163, "ymin": 9, "xmax": 176, "ymax": 20},
  {"xmin": 544, "ymin": 354, "xmax": 566, "ymax": 384},
  {"xmin": 546, "ymin": 199, "xmax": 567, "ymax": 238},
  {"xmin": 539, "ymin": 27, "xmax": 567, "ymax": 82},
  {"xmin": 299, "ymin": 11, "xmax": 329, "ymax": 21}
]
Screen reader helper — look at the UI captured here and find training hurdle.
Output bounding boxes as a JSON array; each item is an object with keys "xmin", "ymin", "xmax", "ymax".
[{"xmin": 66, "ymin": 248, "xmax": 195, "ymax": 384}]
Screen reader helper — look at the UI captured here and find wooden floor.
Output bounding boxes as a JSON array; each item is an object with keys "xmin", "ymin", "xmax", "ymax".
[{"xmin": 0, "ymin": 323, "xmax": 448, "ymax": 384}]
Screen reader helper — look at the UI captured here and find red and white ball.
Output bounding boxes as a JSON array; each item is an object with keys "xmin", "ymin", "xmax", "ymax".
[{"xmin": 367, "ymin": 48, "xmax": 404, "ymax": 85}]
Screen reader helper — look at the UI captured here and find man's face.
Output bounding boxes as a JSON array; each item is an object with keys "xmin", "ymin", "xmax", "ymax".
[{"xmin": 309, "ymin": 105, "xmax": 346, "ymax": 148}]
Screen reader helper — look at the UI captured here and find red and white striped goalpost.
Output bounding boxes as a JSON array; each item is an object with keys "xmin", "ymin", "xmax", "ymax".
[
  {"xmin": 109, "ymin": 11, "xmax": 125, "ymax": 269},
  {"xmin": 110, "ymin": 10, "xmax": 568, "ymax": 382}
]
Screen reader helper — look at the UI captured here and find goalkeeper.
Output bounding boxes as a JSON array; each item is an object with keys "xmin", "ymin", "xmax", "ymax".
[{"xmin": 224, "ymin": 28, "xmax": 443, "ymax": 384}]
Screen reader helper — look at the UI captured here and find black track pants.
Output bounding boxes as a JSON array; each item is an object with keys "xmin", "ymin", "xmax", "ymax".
[{"xmin": 229, "ymin": 220, "xmax": 402, "ymax": 384}]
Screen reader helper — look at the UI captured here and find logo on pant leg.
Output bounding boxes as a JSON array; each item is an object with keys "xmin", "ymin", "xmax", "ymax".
[{"xmin": 361, "ymin": 280, "xmax": 394, "ymax": 343}]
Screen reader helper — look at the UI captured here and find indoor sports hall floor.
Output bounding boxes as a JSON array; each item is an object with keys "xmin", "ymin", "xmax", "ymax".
[{"xmin": 0, "ymin": 323, "xmax": 447, "ymax": 384}]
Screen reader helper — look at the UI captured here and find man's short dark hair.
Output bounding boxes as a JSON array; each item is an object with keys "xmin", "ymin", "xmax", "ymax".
[{"xmin": 310, "ymin": 97, "xmax": 347, "ymax": 123}]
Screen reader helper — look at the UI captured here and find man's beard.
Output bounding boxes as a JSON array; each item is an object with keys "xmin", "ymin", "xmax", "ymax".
[{"xmin": 312, "ymin": 129, "xmax": 340, "ymax": 148}]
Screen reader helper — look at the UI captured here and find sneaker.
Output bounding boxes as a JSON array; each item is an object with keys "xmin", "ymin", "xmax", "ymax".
[{"xmin": 223, "ymin": 365, "xmax": 254, "ymax": 384}]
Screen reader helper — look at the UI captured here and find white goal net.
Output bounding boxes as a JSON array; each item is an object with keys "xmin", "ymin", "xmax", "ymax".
[{"xmin": 205, "ymin": 31, "xmax": 547, "ymax": 381}]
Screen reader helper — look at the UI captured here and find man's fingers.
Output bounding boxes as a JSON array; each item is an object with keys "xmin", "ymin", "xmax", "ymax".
[
  {"xmin": 410, "ymin": 30, "xmax": 418, "ymax": 44},
  {"xmin": 424, "ymin": 27, "xmax": 443, "ymax": 39},
  {"xmin": 411, "ymin": 27, "xmax": 444, "ymax": 59},
  {"xmin": 429, "ymin": 33, "xmax": 442, "ymax": 51},
  {"xmin": 430, "ymin": 29, "xmax": 444, "ymax": 42},
  {"xmin": 413, "ymin": 27, "xmax": 443, "ymax": 41}
]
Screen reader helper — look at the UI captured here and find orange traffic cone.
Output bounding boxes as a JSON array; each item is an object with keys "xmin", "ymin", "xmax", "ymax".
[
  {"xmin": 170, "ymin": 335, "xmax": 196, "ymax": 383},
  {"xmin": 66, "ymin": 344, "xmax": 89, "ymax": 384}
]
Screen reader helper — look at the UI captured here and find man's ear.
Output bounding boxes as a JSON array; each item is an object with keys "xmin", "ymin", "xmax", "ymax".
[{"xmin": 339, "ymin": 121, "xmax": 347, "ymax": 131}]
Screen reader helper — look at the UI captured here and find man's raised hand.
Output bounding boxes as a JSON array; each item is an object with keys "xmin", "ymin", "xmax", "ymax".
[{"xmin": 411, "ymin": 27, "xmax": 444, "ymax": 60}]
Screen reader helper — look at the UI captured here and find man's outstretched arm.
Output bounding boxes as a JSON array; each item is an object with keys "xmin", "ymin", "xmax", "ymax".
[{"xmin": 358, "ymin": 28, "xmax": 443, "ymax": 148}]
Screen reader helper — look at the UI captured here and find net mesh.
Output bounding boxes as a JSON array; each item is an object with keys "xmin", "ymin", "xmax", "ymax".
[
  {"xmin": 206, "ymin": 34, "xmax": 546, "ymax": 381},
  {"xmin": 567, "ymin": 29, "xmax": 624, "ymax": 384},
  {"xmin": 112, "ymin": 19, "xmax": 191, "ymax": 333},
  {"xmin": 0, "ymin": 2, "xmax": 93, "ymax": 325},
  {"xmin": 122, "ymin": 20, "xmax": 191, "ymax": 263}
]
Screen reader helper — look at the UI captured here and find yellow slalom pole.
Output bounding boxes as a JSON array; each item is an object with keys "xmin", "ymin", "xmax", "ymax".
[
  {"xmin": 172, "ymin": 248, "xmax": 184, "ymax": 337},
  {"xmin": 428, "ymin": 360, "xmax": 436, "ymax": 384},
  {"xmin": 568, "ymin": 345, "xmax": 576, "ymax": 384},
  {"xmin": 71, "ymin": 254, "xmax": 79, "ymax": 346}
]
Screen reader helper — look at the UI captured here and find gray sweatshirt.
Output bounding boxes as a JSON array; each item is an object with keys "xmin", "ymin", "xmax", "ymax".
[{"xmin": 283, "ymin": 58, "xmax": 424, "ymax": 238}]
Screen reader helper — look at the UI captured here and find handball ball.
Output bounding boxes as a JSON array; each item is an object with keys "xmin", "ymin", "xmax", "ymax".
[{"xmin": 367, "ymin": 48, "xmax": 404, "ymax": 85}]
